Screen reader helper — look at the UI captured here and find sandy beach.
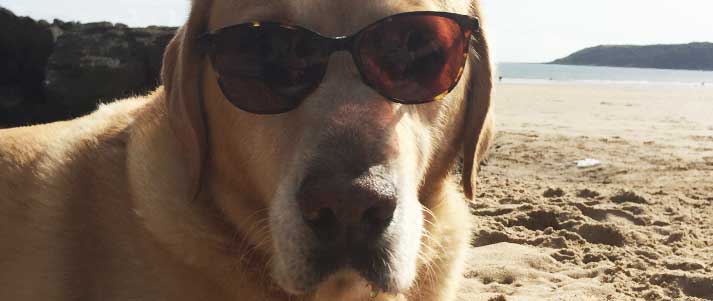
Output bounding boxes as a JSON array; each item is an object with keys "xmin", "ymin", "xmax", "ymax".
[{"xmin": 459, "ymin": 83, "xmax": 713, "ymax": 300}]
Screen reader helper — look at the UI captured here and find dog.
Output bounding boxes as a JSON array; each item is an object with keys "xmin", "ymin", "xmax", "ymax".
[{"xmin": 0, "ymin": 0, "xmax": 493, "ymax": 300}]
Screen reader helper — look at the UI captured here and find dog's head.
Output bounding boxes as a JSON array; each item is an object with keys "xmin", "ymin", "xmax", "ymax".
[{"xmin": 160, "ymin": 0, "xmax": 492, "ymax": 298}]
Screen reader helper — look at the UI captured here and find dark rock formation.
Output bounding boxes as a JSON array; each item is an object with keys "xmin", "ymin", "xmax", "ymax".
[
  {"xmin": 551, "ymin": 43, "xmax": 713, "ymax": 71},
  {"xmin": 46, "ymin": 22, "xmax": 175, "ymax": 118},
  {"xmin": 0, "ymin": 7, "xmax": 54, "ymax": 126},
  {"xmin": 0, "ymin": 7, "xmax": 177, "ymax": 128}
]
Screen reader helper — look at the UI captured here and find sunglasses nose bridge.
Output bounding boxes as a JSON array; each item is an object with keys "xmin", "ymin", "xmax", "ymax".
[{"xmin": 328, "ymin": 35, "xmax": 354, "ymax": 54}]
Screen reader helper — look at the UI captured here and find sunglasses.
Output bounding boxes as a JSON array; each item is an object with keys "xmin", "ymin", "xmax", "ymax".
[{"xmin": 198, "ymin": 11, "xmax": 479, "ymax": 114}]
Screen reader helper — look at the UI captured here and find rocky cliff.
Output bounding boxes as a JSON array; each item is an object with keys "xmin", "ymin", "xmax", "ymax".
[
  {"xmin": 0, "ymin": 7, "xmax": 176, "ymax": 128},
  {"xmin": 551, "ymin": 43, "xmax": 713, "ymax": 71},
  {"xmin": 0, "ymin": 7, "xmax": 54, "ymax": 126}
]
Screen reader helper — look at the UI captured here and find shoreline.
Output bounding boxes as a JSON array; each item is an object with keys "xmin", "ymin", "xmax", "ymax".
[
  {"xmin": 495, "ymin": 62, "xmax": 713, "ymax": 87},
  {"xmin": 496, "ymin": 78, "xmax": 713, "ymax": 87}
]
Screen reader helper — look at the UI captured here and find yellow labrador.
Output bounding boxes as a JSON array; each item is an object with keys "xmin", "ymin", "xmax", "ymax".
[{"xmin": 0, "ymin": 0, "xmax": 493, "ymax": 300}]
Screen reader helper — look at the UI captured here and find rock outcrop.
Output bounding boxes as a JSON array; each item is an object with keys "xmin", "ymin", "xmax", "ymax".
[
  {"xmin": 0, "ymin": 7, "xmax": 54, "ymax": 126},
  {"xmin": 551, "ymin": 43, "xmax": 713, "ymax": 71},
  {"xmin": 46, "ymin": 21, "xmax": 175, "ymax": 118},
  {"xmin": 0, "ymin": 7, "xmax": 176, "ymax": 128}
]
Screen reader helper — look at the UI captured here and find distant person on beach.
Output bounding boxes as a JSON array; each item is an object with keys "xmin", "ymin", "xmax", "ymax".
[{"xmin": 499, "ymin": 76, "xmax": 503, "ymax": 82}]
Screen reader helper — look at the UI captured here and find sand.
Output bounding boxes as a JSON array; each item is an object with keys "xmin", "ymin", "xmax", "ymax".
[{"xmin": 458, "ymin": 83, "xmax": 713, "ymax": 301}]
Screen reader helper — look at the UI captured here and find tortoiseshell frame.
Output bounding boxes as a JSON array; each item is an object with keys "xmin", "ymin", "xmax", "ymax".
[{"xmin": 198, "ymin": 11, "xmax": 480, "ymax": 114}]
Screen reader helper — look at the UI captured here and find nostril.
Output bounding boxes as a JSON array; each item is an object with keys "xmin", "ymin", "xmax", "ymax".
[
  {"xmin": 305, "ymin": 208, "xmax": 337, "ymax": 228},
  {"xmin": 362, "ymin": 206, "xmax": 393, "ymax": 224},
  {"xmin": 361, "ymin": 204, "xmax": 395, "ymax": 235},
  {"xmin": 304, "ymin": 208, "xmax": 339, "ymax": 241}
]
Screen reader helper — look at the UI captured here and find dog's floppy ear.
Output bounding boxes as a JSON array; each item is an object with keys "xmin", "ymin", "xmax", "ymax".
[
  {"xmin": 161, "ymin": 0, "xmax": 213, "ymax": 198},
  {"xmin": 461, "ymin": 4, "xmax": 495, "ymax": 200}
]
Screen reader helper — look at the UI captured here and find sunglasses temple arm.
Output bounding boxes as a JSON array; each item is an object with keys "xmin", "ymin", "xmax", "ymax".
[
  {"xmin": 469, "ymin": 17, "xmax": 480, "ymax": 33},
  {"xmin": 196, "ymin": 33, "xmax": 215, "ymax": 55}
]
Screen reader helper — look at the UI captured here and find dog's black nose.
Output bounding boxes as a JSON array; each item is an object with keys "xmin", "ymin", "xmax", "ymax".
[{"xmin": 297, "ymin": 173, "xmax": 397, "ymax": 244}]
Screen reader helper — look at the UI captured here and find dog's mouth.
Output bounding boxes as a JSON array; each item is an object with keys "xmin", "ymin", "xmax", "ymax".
[{"xmin": 306, "ymin": 240, "xmax": 398, "ymax": 294}]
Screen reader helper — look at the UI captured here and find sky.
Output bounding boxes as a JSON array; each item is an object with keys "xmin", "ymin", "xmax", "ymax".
[{"xmin": 2, "ymin": 0, "xmax": 712, "ymax": 62}]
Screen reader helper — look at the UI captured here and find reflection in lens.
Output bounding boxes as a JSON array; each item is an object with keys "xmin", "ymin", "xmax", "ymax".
[
  {"xmin": 211, "ymin": 24, "xmax": 328, "ymax": 114},
  {"xmin": 357, "ymin": 15, "xmax": 468, "ymax": 103}
]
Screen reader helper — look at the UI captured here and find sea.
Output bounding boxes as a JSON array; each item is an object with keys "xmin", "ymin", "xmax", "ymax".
[{"xmin": 496, "ymin": 63, "xmax": 713, "ymax": 86}]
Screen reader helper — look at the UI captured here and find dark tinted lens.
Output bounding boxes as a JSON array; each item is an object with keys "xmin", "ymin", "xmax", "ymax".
[
  {"xmin": 356, "ymin": 15, "xmax": 470, "ymax": 103},
  {"xmin": 210, "ymin": 24, "xmax": 328, "ymax": 114}
]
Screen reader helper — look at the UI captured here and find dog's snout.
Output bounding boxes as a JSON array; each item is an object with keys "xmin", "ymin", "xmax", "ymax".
[{"xmin": 297, "ymin": 174, "xmax": 397, "ymax": 244}]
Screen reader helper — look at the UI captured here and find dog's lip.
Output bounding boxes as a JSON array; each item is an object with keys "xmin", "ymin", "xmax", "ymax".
[
  {"xmin": 273, "ymin": 262, "xmax": 403, "ymax": 300},
  {"xmin": 305, "ymin": 245, "xmax": 399, "ymax": 291},
  {"xmin": 300, "ymin": 268, "xmax": 401, "ymax": 298},
  {"xmin": 308, "ymin": 265, "xmax": 400, "ymax": 295}
]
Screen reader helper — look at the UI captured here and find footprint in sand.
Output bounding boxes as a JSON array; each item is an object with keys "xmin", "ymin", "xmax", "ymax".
[
  {"xmin": 703, "ymin": 156, "xmax": 713, "ymax": 166},
  {"xmin": 650, "ymin": 273, "xmax": 713, "ymax": 300},
  {"xmin": 461, "ymin": 243, "xmax": 616, "ymax": 301},
  {"xmin": 610, "ymin": 190, "xmax": 648, "ymax": 204},
  {"xmin": 690, "ymin": 135, "xmax": 713, "ymax": 142},
  {"xmin": 543, "ymin": 187, "xmax": 565, "ymax": 198},
  {"xmin": 575, "ymin": 203, "xmax": 647, "ymax": 226},
  {"xmin": 576, "ymin": 189, "xmax": 601, "ymax": 199},
  {"xmin": 575, "ymin": 223, "xmax": 626, "ymax": 247}
]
